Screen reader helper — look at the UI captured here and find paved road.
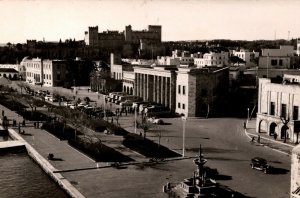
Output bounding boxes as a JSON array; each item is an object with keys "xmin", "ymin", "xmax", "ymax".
[
  {"xmin": 137, "ymin": 117, "xmax": 291, "ymax": 198},
  {"xmin": 8, "ymin": 82, "xmax": 291, "ymax": 198}
]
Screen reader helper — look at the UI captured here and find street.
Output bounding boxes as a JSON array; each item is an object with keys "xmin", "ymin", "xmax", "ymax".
[
  {"xmin": 10, "ymin": 82, "xmax": 291, "ymax": 198},
  {"xmin": 143, "ymin": 117, "xmax": 291, "ymax": 198}
]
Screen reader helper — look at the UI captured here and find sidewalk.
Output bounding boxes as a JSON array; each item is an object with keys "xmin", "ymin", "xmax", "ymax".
[{"xmin": 245, "ymin": 118, "xmax": 295, "ymax": 155}]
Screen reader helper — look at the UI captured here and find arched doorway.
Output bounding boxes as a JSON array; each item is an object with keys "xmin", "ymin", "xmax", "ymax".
[
  {"xmin": 258, "ymin": 119, "xmax": 267, "ymax": 133},
  {"xmin": 123, "ymin": 85, "xmax": 126, "ymax": 92},
  {"xmin": 130, "ymin": 87, "xmax": 133, "ymax": 95},
  {"xmin": 269, "ymin": 122, "xmax": 277, "ymax": 136},
  {"xmin": 126, "ymin": 87, "xmax": 129, "ymax": 94}
]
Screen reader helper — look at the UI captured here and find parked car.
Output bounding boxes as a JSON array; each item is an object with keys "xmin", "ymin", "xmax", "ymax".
[
  {"xmin": 250, "ymin": 157, "xmax": 271, "ymax": 174},
  {"xmin": 120, "ymin": 100, "xmax": 134, "ymax": 107},
  {"xmin": 147, "ymin": 117, "xmax": 164, "ymax": 124},
  {"xmin": 49, "ymin": 97, "xmax": 58, "ymax": 102},
  {"xmin": 44, "ymin": 95, "xmax": 53, "ymax": 101}
]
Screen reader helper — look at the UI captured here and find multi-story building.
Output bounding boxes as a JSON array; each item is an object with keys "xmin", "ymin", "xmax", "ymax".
[
  {"xmin": 232, "ymin": 49, "xmax": 259, "ymax": 66},
  {"xmin": 21, "ymin": 57, "xmax": 68, "ymax": 87},
  {"xmin": 84, "ymin": 25, "xmax": 161, "ymax": 47},
  {"xmin": 253, "ymin": 45, "xmax": 300, "ymax": 82},
  {"xmin": 125, "ymin": 25, "xmax": 161, "ymax": 45},
  {"xmin": 156, "ymin": 56, "xmax": 180, "ymax": 66},
  {"xmin": 0, "ymin": 63, "xmax": 26, "ymax": 80},
  {"xmin": 176, "ymin": 66, "xmax": 229, "ymax": 117},
  {"xmin": 194, "ymin": 51, "xmax": 229, "ymax": 68},
  {"xmin": 259, "ymin": 45, "xmax": 294, "ymax": 69},
  {"xmin": 134, "ymin": 65, "xmax": 177, "ymax": 112},
  {"xmin": 256, "ymin": 75, "xmax": 300, "ymax": 143}
]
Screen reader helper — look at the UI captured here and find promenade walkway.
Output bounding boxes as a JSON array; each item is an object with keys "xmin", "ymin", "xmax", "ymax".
[{"xmin": 245, "ymin": 118, "xmax": 295, "ymax": 155}]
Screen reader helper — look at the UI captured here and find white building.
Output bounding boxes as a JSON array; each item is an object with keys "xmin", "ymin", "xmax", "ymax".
[
  {"xmin": 232, "ymin": 50, "xmax": 259, "ymax": 66},
  {"xmin": 21, "ymin": 57, "xmax": 68, "ymax": 87},
  {"xmin": 156, "ymin": 56, "xmax": 180, "ymax": 66},
  {"xmin": 256, "ymin": 75, "xmax": 300, "ymax": 143},
  {"xmin": 194, "ymin": 51, "xmax": 229, "ymax": 68}
]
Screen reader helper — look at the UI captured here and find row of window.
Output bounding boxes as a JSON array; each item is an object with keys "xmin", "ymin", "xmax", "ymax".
[
  {"xmin": 195, "ymin": 60, "xmax": 224, "ymax": 65},
  {"xmin": 270, "ymin": 59, "xmax": 284, "ymax": 66},
  {"xmin": 270, "ymin": 102, "xmax": 298, "ymax": 120},
  {"xmin": 178, "ymin": 102, "xmax": 185, "ymax": 109},
  {"xmin": 178, "ymin": 85, "xmax": 186, "ymax": 95},
  {"xmin": 27, "ymin": 72, "xmax": 52, "ymax": 80}
]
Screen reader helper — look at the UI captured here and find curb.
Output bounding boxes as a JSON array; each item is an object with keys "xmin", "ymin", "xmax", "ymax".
[{"xmin": 244, "ymin": 129, "xmax": 291, "ymax": 156}]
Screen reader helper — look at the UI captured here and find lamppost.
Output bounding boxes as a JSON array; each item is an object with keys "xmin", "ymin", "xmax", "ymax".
[
  {"xmin": 247, "ymin": 108, "xmax": 249, "ymax": 124},
  {"xmin": 134, "ymin": 107, "xmax": 137, "ymax": 134},
  {"xmin": 182, "ymin": 115, "xmax": 187, "ymax": 157}
]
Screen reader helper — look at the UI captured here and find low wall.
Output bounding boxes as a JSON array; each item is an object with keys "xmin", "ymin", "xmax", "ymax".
[{"xmin": 8, "ymin": 128, "xmax": 85, "ymax": 198}]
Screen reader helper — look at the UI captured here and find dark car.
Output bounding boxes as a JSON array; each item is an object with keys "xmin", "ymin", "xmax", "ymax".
[{"xmin": 250, "ymin": 157, "xmax": 271, "ymax": 174}]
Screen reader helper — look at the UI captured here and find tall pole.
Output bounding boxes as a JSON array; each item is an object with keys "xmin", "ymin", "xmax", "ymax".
[
  {"xmin": 247, "ymin": 108, "xmax": 249, "ymax": 125},
  {"xmin": 182, "ymin": 116, "xmax": 187, "ymax": 157},
  {"xmin": 103, "ymin": 96, "xmax": 106, "ymax": 121},
  {"xmin": 134, "ymin": 107, "xmax": 137, "ymax": 134}
]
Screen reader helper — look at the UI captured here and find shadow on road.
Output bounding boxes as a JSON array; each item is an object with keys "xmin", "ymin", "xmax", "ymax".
[
  {"xmin": 214, "ymin": 174, "xmax": 232, "ymax": 180},
  {"xmin": 270, "ymin": 167, "xmax": 289, "ymax": 175}
]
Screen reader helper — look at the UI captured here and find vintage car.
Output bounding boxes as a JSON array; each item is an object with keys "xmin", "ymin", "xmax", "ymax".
[{"xmin": 250, "ymin": 157, "xmax": 271, "ymax": 174}]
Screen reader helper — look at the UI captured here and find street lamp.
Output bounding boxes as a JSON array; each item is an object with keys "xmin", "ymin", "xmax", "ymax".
[
  {"xmin": 247, "ymin": 108, "xmax": 249, "ymax": 125},
  {"xmin": 181, "ymin": 115, "xmax": 187, "ymax": 157},
  {"xmin": 134, "ymin": 107, "xmax": 137, "ymax": 134}
]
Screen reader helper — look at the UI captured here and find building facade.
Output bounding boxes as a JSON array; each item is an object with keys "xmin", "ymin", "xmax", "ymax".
[
  {"xmin": 194, "ymin": 51, "xmax": 229, "ymax": 68},
  {"xmin": 176, "ymin": 67, "xmax": 229, "ymax": 117},
  {"xmin": 256, "ymin": 75, "xmax": 300, "ymax": 143},
  {"xmin": 85, "ymin": 25, "xmax": 161, "ymax": 47},
  {"xmin": 134, "ymin": 65, "xmax": 177, "ymax": 112}
]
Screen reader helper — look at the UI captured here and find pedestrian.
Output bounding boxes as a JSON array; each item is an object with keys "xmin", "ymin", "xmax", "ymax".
[
  {"xmin": 251, "ymin": 137, "xmax": 255, "ymax": 142},
  {"xmin": 34, "ymin": 122, "xmax": 36, "ymax": 128},
  {"xmin": 274, "ymin": 133, "xmax": 278, "ymax": 140},
  {"xmin": 22, "ymin": 119, "xmax": 25, "ymax": 126},
  {"xmin": 243, "ymin": 122, "xmax": 246, "ymax": 129},
  {"xmin": 22, "ymin": 130, "xmax": 25, "ymax": 134},
  {"xmin": 125, "ymin": 109, "xmax": 128, "ymax": 116},
  {"xmin": 257, "ymin": 135, "xmax": 260, "ymax": 143},
  {"xmin": 18, "ymin": 123, "xmax": 21, "ymax": 133},
  {"xmin": 1, "ymin": 110, "xmax": 4, "ymax": 117},
  {"xmin": 111, "ymin": 117, "xmax": 114, "ymax": 123}
]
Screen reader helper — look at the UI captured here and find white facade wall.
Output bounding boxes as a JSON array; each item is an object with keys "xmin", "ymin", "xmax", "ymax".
[
  {"xmin": 42, "ymin": 61, "xmax": 54, "ymax": 87},
  {"xmin": 194, "ymin": 51, "xmax": 229, "ymax": 68},
  {"xmin": 111, "ymin": 64, "xmax": 123, "ymax": 80},
  {"xmin": 176, "ymin": 70, "xmax": 189, "ymax": 116},
  {"xmin": 257, "ymin": 76, "xmax": 300, "ymax": 142},
  {"xmin": 157, "ymin": 56, "xmax": 180, "ymax": 66},
  {"xmin": 23, "ymin": 58, "xmax": 43, "ymax": 84}
]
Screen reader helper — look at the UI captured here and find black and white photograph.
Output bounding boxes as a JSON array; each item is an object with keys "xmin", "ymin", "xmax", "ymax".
[{"xmin": 0, "ymin": 0, "xmax": 299, "ymax": 197}]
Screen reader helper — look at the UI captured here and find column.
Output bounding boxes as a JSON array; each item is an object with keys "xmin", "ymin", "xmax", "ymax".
[
  {"xmin": 153, "ymin": 76, "xmax": 157, "ymax": 102},
  {"xmin": 161, "ymin": 77, "xmax": 165, "ymax": 106},
  {"xmin": 157, "ymin": 76, "xmax": 161, "ymax": 104},
  {"xmin": 139, "ymin": 73, "xmax": 143, "ymax": 98},
  {"xmin": 148, "ymin": 75, "xmax": 153, "ymax": 102},
  {"xmin": 144, "ymin": 74, "xmax": 148, "ymax": 101},
  {"xmin": 165, "ymin": 77, "xmax": 170, "ymax": 108}
]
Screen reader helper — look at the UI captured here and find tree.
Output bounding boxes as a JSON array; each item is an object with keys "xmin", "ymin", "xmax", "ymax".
[
  {"xmin": 136, "ymin": 116, "xmax": 153, "ymax": 140},
  {"xmin": 15, "ymin": 81, "xmax": 27, "ymax": 95}
]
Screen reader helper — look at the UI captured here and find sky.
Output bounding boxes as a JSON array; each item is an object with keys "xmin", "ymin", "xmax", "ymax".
[{"xmin": 1, "ymin": 0, "xmax": 300, "ymax": 43}]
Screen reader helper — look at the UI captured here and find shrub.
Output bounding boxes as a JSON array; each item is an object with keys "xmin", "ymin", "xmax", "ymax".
[
  {"xmin": 69, "ymin": 137, "xmax": 133, "ymax": 162},
  {"xmin": 123, "ymin": 133, "xmax": 180, "ymax": 158}
]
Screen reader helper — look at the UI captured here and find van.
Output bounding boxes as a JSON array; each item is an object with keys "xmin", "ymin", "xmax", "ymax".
[
  {"xmin": 145, "ymin": 106, "xmax": 171, "ymax": 117},
  {"xmin": 117, "ymin": 95, "xmax": 141, "ymax": 104}
]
